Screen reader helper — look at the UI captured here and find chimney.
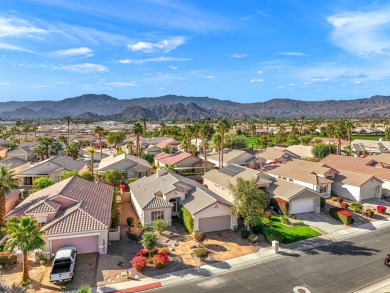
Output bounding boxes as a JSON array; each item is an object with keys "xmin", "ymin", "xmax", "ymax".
[{"xmin": 156, "ymin": 168, "xmax": 167, "ymax": 178}]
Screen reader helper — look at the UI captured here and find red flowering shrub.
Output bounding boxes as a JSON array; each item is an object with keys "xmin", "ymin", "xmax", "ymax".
[
  {"xmin": 329, "ymin": 207, "xmax": 352, "ymax": 225},
  {"xmin": 365, "ymin": 209, "xmax": 374, "ymax": 218},
  {"xmin": 135, "ymin": 248, "xmax": 149, "ymax": 257},
  {"xmin": 275, "ymin": 198, "xmax": 289, "ymax": 215},
  {"xmin": 130, "ymin": 256, "xmax": 148, "ymax": 271},
  {"xmin": 377, "ymin": 206, "xmax": 387, "ymax": 214},
  {"xmin": 153, "ymin": 253, "xmax": 169, "ymax": 269}
]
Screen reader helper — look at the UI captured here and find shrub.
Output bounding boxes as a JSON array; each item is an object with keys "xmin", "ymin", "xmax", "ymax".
[
  {"xmin": 194, "ymin": 231, "xmax": 206, "ymax": 244},
  {"xmin": 252, "ymin": 225, "xmax": 263, "ymax": 235},
  {"xmin": 125, "ymin": 178, "xmax": 138, "ymax": 185},
  {"xmin": 377, "ymin": 206, "xmax": 387, "ymax": 214},
  {"xmin": 336, "ymin": 197, "xmax": 343, "ymax": 204},
  {"xmin": 320, "ymin": 197, "xmax": 326, "ymax": 209},
  {"xmin": 135, "ymin": 248, "xmax": 149, "ymax": 257},
  {"xmin": 128, "ymin": 226, "xmax": 143, "ymax": 241},
  {"xmin": 280, "ymin": 215, "xmax": 290, "ymax": 225},
  {"xmin": 261, "ymin": 217, "xmax": 272, "ymax": 227},
  {"xmin": 330, "ymin": 196, "xmax": 338, "ymax": 202},
  {"xmin": 248, "ymin": 234, "xmax": 258, "ymax": 244},
  {"xmin": 365, "ymin": 208, "xmax": 374, "ymax": 218},
  {"xmin": 153, "ymin": 219, "xmax": 169, "ymax": 234},
  {"xmin": 289, "ymin": 214, "xmax": 296, "ymax": 219},
  {"xmin": 340, "ymin": 202, "xmax": 349, "ymax": 210},
  {"xmin": 349, "ymin": 202, "xmax": 363, "ymax": 213},
  {"xmin": 194, "ymin": 247, "xmax": 209, "ymax": 260},
  {"xmin": 110, "ymin": 208, "xmax": 120, "ymax": 228},
  {"xmin": 263, "ymin": 227, "xmax": 284, "ymax": 243},
  {"xmin": 158, "ymin": 247, "xmax": 170, "ymax": 255},
  {"xmin": 0, "ymin": 252, "xmax": 16, "ymax": 265},
  {"xmin": 241, "ymin": 229, "xmax": 251, "ymax": 239},
  {"xmin": 329, "ymin": 207, "xmax": 353, "ymax": 225},
  {"xmin": 153, "ymin": 253, "xmax": 169, "ymax": 269},
  {"xmin": 130, "ymin": 256, "xmax": 148, "ymax": 271},
  {"xmin": 126, "ymin": 217, "xmax": 135, "ymax": 227},
  {"xmin": 275, "ymin": 198, "xmax": 289, "ymax": 215},
  {"xmin": 76, "ymin": 285, "xmax": 92, "ymax": 293},
  {"xmin": 179, "ymin": 205, "xmax": 194, "ymax": 233},
  {"xmin": 264, "ymin": 211, "xmax": 272, "ymax": 218}
]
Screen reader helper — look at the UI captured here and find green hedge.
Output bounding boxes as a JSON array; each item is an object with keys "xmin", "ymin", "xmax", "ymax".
[
  {"xmin": 241, "ymin": 230, "xmax": 251, "ymax": 239},
  {"xmin": 329, "ymin": 207, "xmax": 353, "ymax": 225},
  {"xmin": 179, "ymin": 205, "xmax": 194, "ymax": 233},
  {"xmin": 263, "ymin": 227, "xmax": 284, "ymax": 243}
]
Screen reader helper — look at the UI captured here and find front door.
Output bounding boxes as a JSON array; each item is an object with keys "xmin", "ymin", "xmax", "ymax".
[{"xmin": 170, "ymin": 198, "xmax": 180, "ymax": 216}]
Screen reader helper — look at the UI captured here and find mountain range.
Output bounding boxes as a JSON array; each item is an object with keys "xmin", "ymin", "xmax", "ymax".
[{"xmin": 1, "ymin": 94, "xmax": 390, "ymax": 119}]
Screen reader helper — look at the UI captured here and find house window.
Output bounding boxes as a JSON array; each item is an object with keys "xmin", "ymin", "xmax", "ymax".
[
  {"xmin": 319, "ymin": 185, "xmax": 327, "ymax": 194},
  {"xmin": 151, "ymin": 210, "xmax": 164, "ymax": 221}
]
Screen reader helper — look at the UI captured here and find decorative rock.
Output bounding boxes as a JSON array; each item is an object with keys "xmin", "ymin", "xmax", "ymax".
[
  {"xmin": 134, "ymin": 274, "xmax": 140, "ymax": 280},
  {"xmin": 169, "ymin": 247, "xmax": 175, "ymax": 252}
]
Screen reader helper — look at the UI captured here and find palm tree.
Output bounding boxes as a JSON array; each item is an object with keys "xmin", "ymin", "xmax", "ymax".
[
  {"xmin": 85, "ymin": 147, "xmax": 95, "ymax": 176},
  {"xmin": 51, "ymin": 140, "xmax": 64, "ymax": 155},
  {"xmin": 212, "ymin": 133, "xmax": 222, "ymax": 168},
  {"xmin": 299, "ymin": 115, "xmax": 305, "ymax": 136},
  {"xmin": 133, "ymin": 122, "xmax": 143, "ymax": 157},
  {"xmin": 63, "ymin": 116, "xmax": 72, "ymax": 136},
  {"xmin": 141, "ymin": 231, "xmax": 158, "ymax": 257},
  {"xmin": 5, "ymin": 216, "xmax": 45, "ymax": 283},
  {"xmin": 199, "ymin": 123, "xmax": 214, "ymax": 172},
  {"xmin": 15, "ymin": 120, "xmax": 22, "ymax": 141},
  {"xmin": 248, "ymin": 122, "xmax": 256, "ymax": 149},
  {"xmin": 140, "ymin": 118, "xmax": 148, "ymax": 137},
  {"xmin": 66, "ymin": 142, "xmax": 81, "ymax": 159},
  {"xmin": 34, "ymin": 145, "xmax": 46, "ymax": 161},
  {"xmin": 264, "ymin": 117, "xmax": 271, "ymax": 135},
  {"xmin": 127, "ymin": 141, "xmax": 135, "ymax": 155},
  {"xmin": 345, "ymin": 120, "xmax": 355, "ymax": 146},
  {"xmin": 216, "ymin": 118, "xmax": 231, "ymax": 168},
  {"xmin": 193, "ymin": 122, "xmax": 201, "ymax": 146},
  {"xmin": 36, "ymin": 137, "xmax": 54, "ymax": 159},
  {"xmin": 182, "ymin": 125, "xmax": 193, "ymax": 152},
  {"xmin": 21, "ymin": 124, "xmax": 30, "ymax": 141},
  {"xmin": 325, "ymin": 122, "xmax": 334, "ymax": 154},
  {"xmin": 334, "ymin": 121, "xmax": 346, "ymax": 155},
  {"xmin": 0, "ymin": 166, "xmax": 19, "ymax": 227},
  {"xmin": 94, "ymin": 126, "xmax": 106, "ymax": 160},
  {"xmin": 31, "ymin": 125, "xmax": 38, "ymax": 138}
]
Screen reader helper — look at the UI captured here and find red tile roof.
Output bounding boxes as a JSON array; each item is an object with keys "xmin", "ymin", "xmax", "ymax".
[{"xmin": 155, "ymin": 151, "xmax": 193, "ymax": 165}]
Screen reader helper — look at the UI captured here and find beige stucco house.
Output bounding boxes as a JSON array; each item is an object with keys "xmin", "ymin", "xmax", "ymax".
[
  {"xmin": 154, "ymin": 151, "xmax": 214, "ymax": 173},
  {"xmin": 97, "ymin": 154, "xmax": 152, "ymax": 179}
]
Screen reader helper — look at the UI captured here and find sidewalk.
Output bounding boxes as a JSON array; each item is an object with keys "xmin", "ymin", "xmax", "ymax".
[
  {"xmin": 85, "ymin": 217, "xmax": 390, "ymax": 293},
  {"xmin": 353, "ymin": 277, "xmax": 390, "ymax": 293}
]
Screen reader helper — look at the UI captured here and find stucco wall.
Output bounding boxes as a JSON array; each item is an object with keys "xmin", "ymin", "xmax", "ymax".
[{"xmin": 193, "ymin": 203, "xmax": 236, "ymax": 231}]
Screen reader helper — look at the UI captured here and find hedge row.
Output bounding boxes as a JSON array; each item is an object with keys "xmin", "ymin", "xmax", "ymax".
[
  {"xmin": 179, "ymin": 205, "xmax": 194, "ymax": 233},
  {"xmin": 329, "ymin": 207, "xmax": 353, "ymax": 225}
]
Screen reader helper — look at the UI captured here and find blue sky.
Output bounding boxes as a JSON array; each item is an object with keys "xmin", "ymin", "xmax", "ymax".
[{"xmin": 1, "ymin": 0, "xmax": 390, "ymax": 102}]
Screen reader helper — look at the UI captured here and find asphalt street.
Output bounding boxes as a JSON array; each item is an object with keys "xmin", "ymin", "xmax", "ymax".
[{"xmin": 149, "ymin": 226, "xmax": 390, "ymax": 293}]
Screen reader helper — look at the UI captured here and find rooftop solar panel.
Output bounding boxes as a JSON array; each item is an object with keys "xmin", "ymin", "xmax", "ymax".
[{"xmin": 219, "ymin": 164, "xmax": 245, "ymax": 177}]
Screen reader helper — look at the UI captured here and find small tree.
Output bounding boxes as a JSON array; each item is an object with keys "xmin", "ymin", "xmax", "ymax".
[
  {"xmin": 60, "ymin": 170, "xmax": 78, "ymax": 181},
  {"xmin": 153, "ymin": 219, "xmax": 169, "ymax": 235},
  {"xmin": 141, "ymin": 231, "xmax": 158, "ymax": 257},
  {"xmin": 228, "ymin": 177, "xmax": 269, "ymax": 228},
  {"xmin": 31, "ymin": 177, "xmax": 54, "ymax": 192},
  {"xmin": 194, "ymin": 231, "xmax": 206, "ymax": 244},
  {"xmin": 103, "ymin": 170, "xmax": 124, "ymax": 186},
  {"xmin": 79, "ymin": 172, "xmax": 95, "ymax": 181},
  {"xmin": 5, "ymin": 217, "xmax": 45, "ymax": 284}
]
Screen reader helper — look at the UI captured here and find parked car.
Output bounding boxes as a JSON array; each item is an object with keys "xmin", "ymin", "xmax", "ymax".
[{"xmin": 49, "ymin": 246, "xmax": 77, "ymax": 283}]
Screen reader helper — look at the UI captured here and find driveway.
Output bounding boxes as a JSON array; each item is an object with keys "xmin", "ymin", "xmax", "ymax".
[{"xmin": 296, "ymin": 212, "xmax": 348, "ymax": 235}]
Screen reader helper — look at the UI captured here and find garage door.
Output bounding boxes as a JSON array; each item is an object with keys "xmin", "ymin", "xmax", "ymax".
[
  {"xmin": 51, "ymin": 235, "xmax": 98, "ymax": 254},
  {"xmin": 290, "ymin": 199, "xmax": 314, "ymax": 214},
  {"xmin": 361, "ymin": 187, "xmax": 377, "ymax": 200},
  {"xmin": 198, "ymin": 215, "xmax": 231, "ymax": 233}
]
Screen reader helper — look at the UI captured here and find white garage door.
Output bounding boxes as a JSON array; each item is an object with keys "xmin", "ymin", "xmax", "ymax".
[
  {"xmin": 198, "ymin": 215, "xmax": 231, "ymax": 233},
  {"xmin": 51, "ymin": 235, "xmax": 98, "ymax": 254},
  {"xmin": 290, "ymin": 199, "xmax": 314, "ymax": 214},
  {"xmin": 360, "ymin": 187, "xmax": 377, "ymax": 200}
]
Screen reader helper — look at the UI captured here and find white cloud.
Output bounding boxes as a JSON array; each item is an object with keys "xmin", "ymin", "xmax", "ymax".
[
  {"xmin": 0, "ymin": 82, "xmax": 10, "ymax": 86},
  {"xmin": 327, "ymin": 9, "xmax": 390, "ymax": 56},
  {"xmin": 250, "ymin": 78, "xmax": 264, "ymax": 83},
  {"xmin": 158, "ymin": 87, "xmax": 165, "ymax": 90},
  {"xmin": 128, "ymin": 36, "xmax": 185, "ymax": 54},
  {"xmin": 257, "ymin": 70, "xmax": 263, "ymax": 75},
  {"xmin": 277, "ymin": 86, "xmax": 286, "ymax": 89},
  {"xmin": 311, "ymin": 76, "xmax": 328, "ymax": 82},
  {"xmin": 51, "ymin": 47, "xmax": 94, "ymax": 57},
  {"xmin": 168, "ymin": 65, "xmax": 178, "ymax": 70},
  {"xmin": 0, "ymin": 42, "xmax": 31, "ymax": 52},
  {"xmin": 58, "ymin": 63, "xmax": 107, "ymax": 73},
  {"xmin": 53, "ymin": 81, "xmax": 70, "ymax": 85},
  {"xmin": 278, "ymin": 52, "xmax": 305, "ymax": 56},
  {"xmin": 83, "ymin": 85, "xmax": 92, "ymax": 88},
  {"xmin": 0, "ymin": 17, "xmax": 46, "ymax": 38},
  {"xmin": 119, "ymin": 56, "xmax": 191, "ymax": 64},
  {"xmin": 37, "ymin": 85, "xmax": 48, "ymax": 88},
  {"xmin": 204, "ymin": 75, "xmax": 215, "ymax": 79},
  {"xmin": 231, "ymin": 53, "xmax": 248, "ymax": 58},
  {"xmin": 355, "ymin": 80, "xmax": 362, "ymax": 85},
  {"xmin": 105, "ymin": 81, "xmax": 138, "ymax": 87},
  {"xmin": 340, "ymin": 71, "xmax": 367, "ymax": 78},
  {"xmin": 289, "ymin": 83, "xmax": 297, "ymax": 86}
]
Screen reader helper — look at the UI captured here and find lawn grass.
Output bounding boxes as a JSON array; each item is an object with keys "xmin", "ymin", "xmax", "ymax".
[{"xmin": 270, "ymin": 216, "xmax": 321, "ymax": 244}]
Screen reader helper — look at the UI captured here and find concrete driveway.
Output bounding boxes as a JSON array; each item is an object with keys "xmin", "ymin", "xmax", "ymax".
[{"xmin": 296, "ymin": 212, "xmax": 348, "ymax": 235}]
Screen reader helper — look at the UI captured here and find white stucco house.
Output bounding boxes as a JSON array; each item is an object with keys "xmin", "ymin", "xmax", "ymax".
[
  {"xmin": 7, "ymin": 176, "xmax": 113, "ymax": 255},
  {"xmin": 129, "ymin": 169, "xmax": 237, "ymax": 233}
]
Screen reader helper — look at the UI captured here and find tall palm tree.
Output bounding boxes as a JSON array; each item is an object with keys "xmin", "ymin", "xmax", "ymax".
[
  {"xmin": 34, "ymin": 145, "xmax": 46, "ymax": 161},
  {"xmin": 133, "ymin": 122, "xmax": 143, "ymax": 157},
  {"xmin": 212, "ymin": 133, "xmax": 222, "ymax": 168},
  {"xmin": 264, "ymin": 117, "xmax": 271, "ymax": 135},
  {"xmin": 66, "ymin": 142, "xmax": 81, "ymax": 159},
  {"xmin": 94, "ymin": 126, "xmax": 106, "ymax": 160},
  {"xmin": 345, "ymin": 120, "xmax": 355, "ymax": 146},
  {"xmin": 0, "ymin": 166, "xmax": 19, "ymax": 227},
  {"xmin": 21, "ymin": 124, "xmax": 30, "ymax": 141},
  {"xmin": 216, "ymin": 118, "xmax": 231, "ymax": 168},
  {"xmin": 182, "ymin": 125, "xmax": 193, "ymax": 152},
  {"xmin": 325, "ymin": 122, "xmax": 334, "ymax": 154},
  {"xmin": 334, "ymin": 121, "xmax": 346, "ymax": 155},
  {"xmin": 36, "ymin": 137, "xmax": 54, "ymax": 159},
  {"xmin": 63, "ymin": 116, "xmax": 72, "ymax": 136},
  {"xmin": 85, "ymin": 147, "xmax": 95, "ymax": 176},
  {"xmin": 15, "ymin": 120, "xmax": 22, "ymax": 141},
  {"xmin": 31, "ymin": 125, "xmax": 38, "ymax": 138},
  {"xmin": 248, "ymin": 122, "xmax": 256, "ymax": 149},
  {"xmin": 299, "ymin": 115, "xmax": 305, "ymax": 136},
  {"xmin": 127, "ymin": 141, "xmax": 135, "ymax": 155},
  {"xmin": 193, "ymin": 122, "xmax": 201, "ymax": 146},
  {"xmin": 5, "ymin": 216, "xmax": 45, "ymax": 283},
  {"xmin": 140, "ymin": 118, "xmax": 148, "ymax": 137},
  {"xmin": 51, "ymin": 140, "xmax": 64, "ymax": 155},
  {"xmin": 199, "ymin": 123, "xmax": 214, "ymax": 172}
]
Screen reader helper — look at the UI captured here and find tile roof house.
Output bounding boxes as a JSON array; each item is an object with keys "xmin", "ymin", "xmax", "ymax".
[
  {"xmin": 351, "ymin": 139, "xmax": 390, "ymax": 156},
  {"xmin": 5, "ymin": 189, "xmax": 21, "ymax": 214},
  {"xmin": 285, "ymin": 145, "xmax": 314, "ymax": 159},
  {"xmin": 97, "ymin": 154, "xmax": 152, "ymax": 179},
  {"xmin": 16, "ymin": 155, "xmax": 88, "ymax": 188},
  {"xmin": 154, "ymin": 151, "xmax": 215, "ymax": 173},
  {"xmin": 0, "ymin": 157, "xmax": 30, "ymax": 175},
  {"xmin": 206, "ymin": 149, "xmax": 257, "ymax": 168},
  {"xmin": 129, "ymin": 170, "xmax": 236, "ymax": 233},
  {"xmin": 7, "ymin": 176, "xmax": 113, "ymax": 255},
  {"xmin": 0, "ymin": 145, "xmax": 7, "ymax": 159},
  {"xmin": 264, "ymin": 160, "xmax": 336, "ymax": 198},
  {"xmin": 155, "ymin": 138, "xmax": 180, "ymax": 150},
  {"xmin": 6, "ymin": 146, "xmax": 35, "ymax": 161},
  {"xmin": 320, "ymin": 154, "xmax": 388, "ymax": 198}
]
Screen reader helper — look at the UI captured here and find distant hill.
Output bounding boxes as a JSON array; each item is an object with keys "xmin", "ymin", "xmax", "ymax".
[{"xmin": 1, "ymin": 94, "xmax": 390, "ymax": 119}]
